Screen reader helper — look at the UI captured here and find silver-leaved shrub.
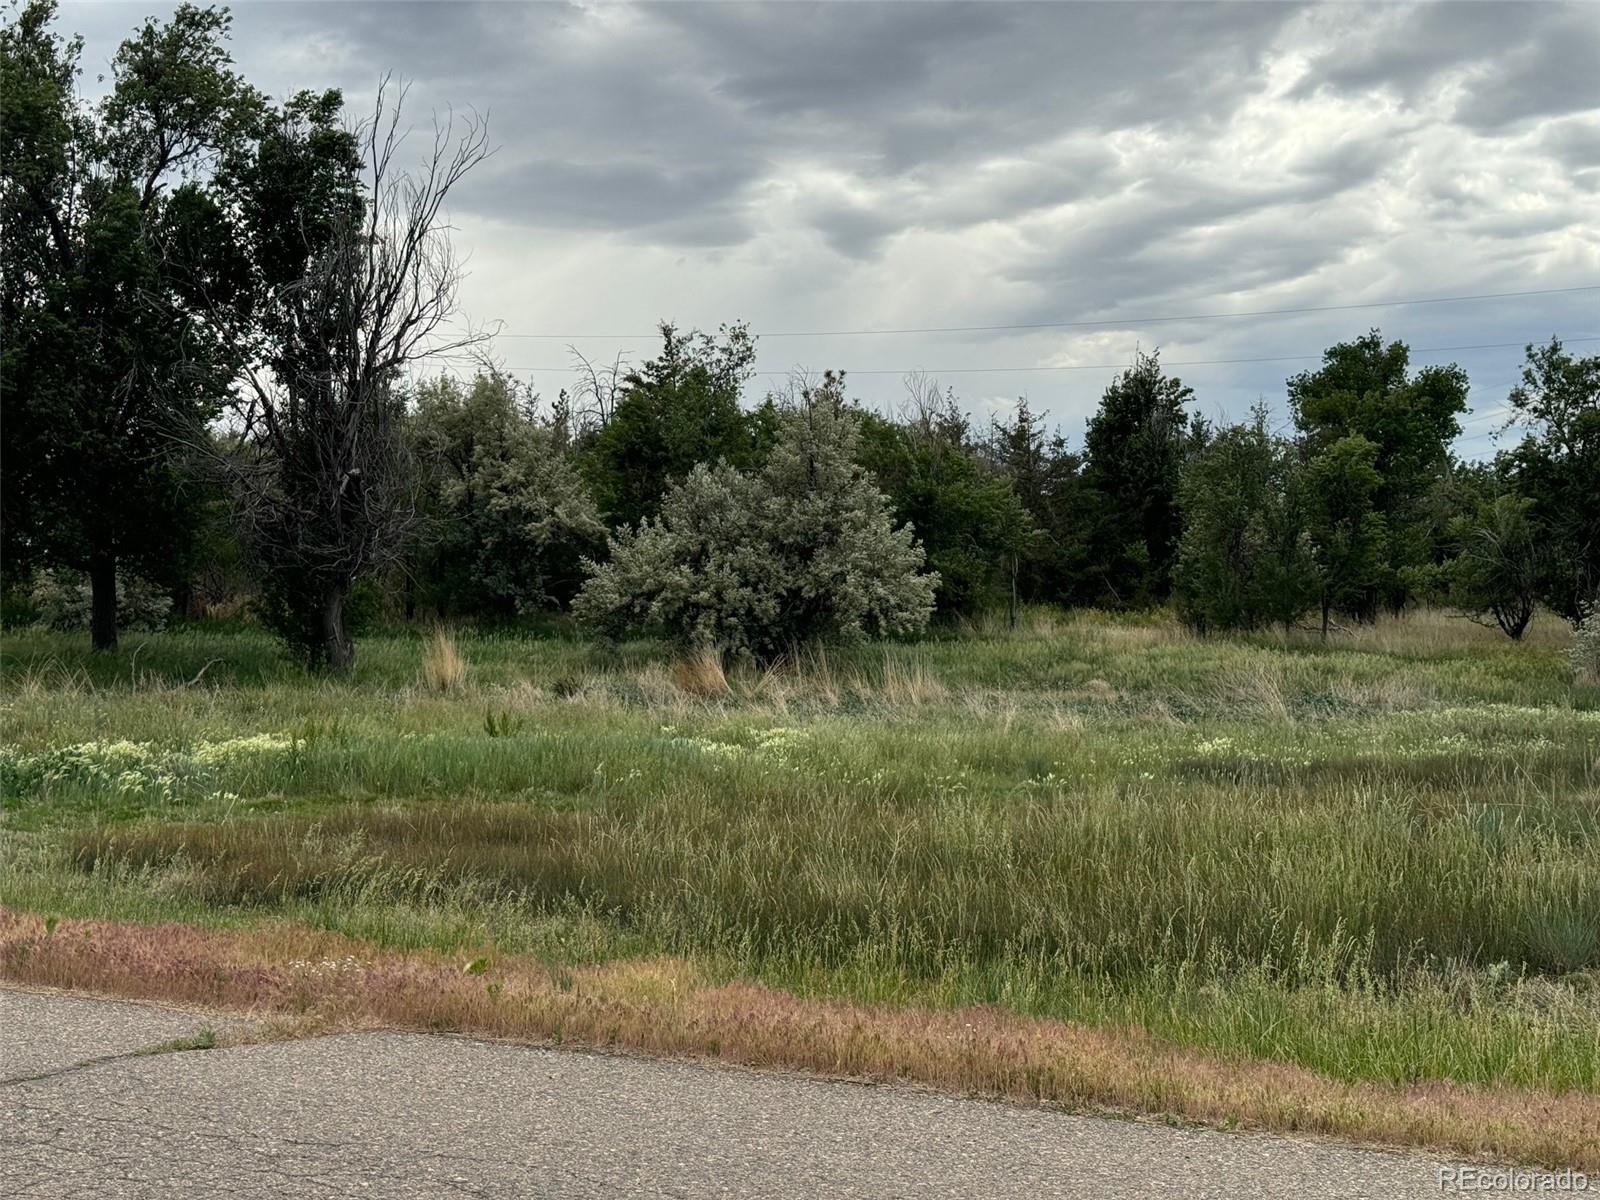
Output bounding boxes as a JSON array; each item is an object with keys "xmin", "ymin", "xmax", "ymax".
[
  {"xmin": 576, "ymin": 376, "xmax": 937, "ymax": 660},
  {"xmin": 29, "ymin": 568, "xmax": 173, "ymax": 632},
  {"xmin": 1572, "ymin": 613, "xmax": 1600, "ymax": 684}
]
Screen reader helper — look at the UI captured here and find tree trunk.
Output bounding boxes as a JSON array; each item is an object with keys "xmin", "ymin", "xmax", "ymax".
[
  {"xmin": 1008, "ymin": 555, "xmax": 1018, "ymax": 630},
  {"xmin": 89, "ymin": 555, "xmax": 118, "ymax": 652},
  {"xmin": 321, "ymin": 584, "xmax": 355, "ymax": 673},
  {"xmin": 1320, "ymin": 596, "xmax": 1331, "ymax": 641},
  {"xmin": 1496, "ymin": 599, "xmax": 1532, "ymax": 641}
]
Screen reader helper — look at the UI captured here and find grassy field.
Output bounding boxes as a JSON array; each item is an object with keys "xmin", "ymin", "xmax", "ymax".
[{"xmin": 2, "ymin": 609, "xmax": 1597, "ymax": 1164}]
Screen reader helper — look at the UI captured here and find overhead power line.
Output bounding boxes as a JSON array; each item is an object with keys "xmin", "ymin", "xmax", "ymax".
[
  {"xmin": 497, "ymin": 334, "xmax": 1600, "ymax": 378},
  {"xmin": 486, "ymin": 284, "xmax": 1600, "ymax": 340}
]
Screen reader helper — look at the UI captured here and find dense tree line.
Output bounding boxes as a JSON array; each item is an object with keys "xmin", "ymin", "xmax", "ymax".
[
  {"xmin": 4, "ymin": 2, "xmax": 1596, "ymax": 668},
  {"xmin": 1176, "ymin": 333, "xmax": 1596, "ymax": 640}
]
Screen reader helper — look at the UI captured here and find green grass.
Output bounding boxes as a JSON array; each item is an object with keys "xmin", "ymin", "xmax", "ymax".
[{"xmin": 3, "ymin": 608, "xmax": 1597, "ymax": 1093}]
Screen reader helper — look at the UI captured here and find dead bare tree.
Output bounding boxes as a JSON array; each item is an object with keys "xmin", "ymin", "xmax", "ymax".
[
  {"xmin": 221, "ymin": 79, "xmax": 491, "ymax": 670},
  {"xmin": 899, "ymin": 370, "xmax": 965, "ymax": 448},
  {"xmin": 567, "ymin": 344, "xmax": 628, "ymax": 433}
]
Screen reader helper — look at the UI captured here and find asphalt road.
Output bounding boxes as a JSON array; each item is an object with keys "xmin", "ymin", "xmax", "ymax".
[{"xmin": 2, "ymin": 987, "xmax": 1470, "ymax": 1198}]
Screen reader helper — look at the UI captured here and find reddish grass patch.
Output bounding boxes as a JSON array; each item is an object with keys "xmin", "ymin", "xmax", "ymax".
[{"xmin": 2, "ymin": 906, "xmax": 1594, "ymax": 1169}]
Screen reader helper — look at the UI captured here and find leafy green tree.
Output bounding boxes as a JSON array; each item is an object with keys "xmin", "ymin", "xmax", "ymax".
[
  {"xmin": 1439, "ymin": 491, "xmax": 1543, "ymax": 640},
  {"xmin": 1303, "ymin": 435, "xmax": 1388, "ymax": 637},
  {"xmin": 410, "ymin": 373, "xmax": 606, "ymax": 618},
  {"xmin": 857, "ymin": 381, "xmax": 1035, "ymax": 619},
  {"xmin": 576, "ymin": 374, "xmax": 937, "ymax": 660},
  {"xmin": 1497, "ymin": 338, "xmax": 1600, "ymax": 627},
  {"xmin": 581, "ymin": 323, "xmax": 761, "ymax": 527},
  {"xmin": 1082, "ymin": 351, "xmax": 1197, "ymax": 606},
  {"xmin": 1, "ymin": 1, "xmax": 258, "ymax": 650},
  {"xmin": 1288, "ymin": 331, "xmax": 1468, "ymax": 614},
  {"xmin": 1174, "ymin": 408, "xmax": 1315, "ymax": 633},
  {"xmin": 211, "ymin": 84, "xmax": 360, "ymax": 328}
]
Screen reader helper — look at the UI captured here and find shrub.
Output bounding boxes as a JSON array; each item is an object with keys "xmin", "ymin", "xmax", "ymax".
[
  {"xmin": 29, "ymin": 568, "xmax": 172, "ymax": 633},
  {"xmin": 410, "ymin": 373, "xmax": 607, "ymax": 617},
  {"xmin": 575, "ymin": 375, "xmax": 938, "ymax": 660},
  {"xmin": 1, "ymin": 578, "xmax": 41, "ymax": 628},
  {"xmin": 1572, "ymin": 615, "xmax": 1600, "ymax": 684}
]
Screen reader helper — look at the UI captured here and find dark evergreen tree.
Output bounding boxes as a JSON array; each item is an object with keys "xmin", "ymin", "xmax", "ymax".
[
  {"xmin": 986, "ymin": 397, "xmax": 1092, "ymax": 607},
  {"xmin": 1081, "ymin": 350, "xmax": 1196, "ymax": 606},
  {"xmin": 581, "ymin": 323, "xmax": 761, "ymax": 528},
  {"xmin": 856, "ymin": 381, "xmax": 1035, "ymax": 619}
]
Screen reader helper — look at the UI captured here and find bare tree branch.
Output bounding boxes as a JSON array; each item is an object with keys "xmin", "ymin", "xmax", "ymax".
[{"xmin": 206, "ymin": 79, "xmax": 492, "ymax": 670}]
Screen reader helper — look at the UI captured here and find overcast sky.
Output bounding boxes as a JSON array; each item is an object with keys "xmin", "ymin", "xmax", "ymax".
[{"xmin": 62, "ymin": 0, "xmax": 1600, "ymax": 456}]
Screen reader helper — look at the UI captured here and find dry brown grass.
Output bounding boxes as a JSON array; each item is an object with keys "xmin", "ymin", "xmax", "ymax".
[
  {"xmin": 4, "ymin": 660, "xmax": 92, "ymax": 703},
  {"xmin": 673, "ymin": 646, "xmax": 730, "ymax": 697},
  {"xmin": 1329, "ymin": 674, "xmax": 1430, "ymax": 711},
  {"xmin": 2, "ymin": 908, "xmax": 1594, "ymax": 1170},
  {"xmin": 1063, "ymin": 677, "xmax": 1123, "ymax": 705},
  {"xmin": 419, "ymin": 627, "xmax": 468, "ymax": 693},
  {"xmin": 1065, "ymin": 611, "xmax": 1195, "ymax": 650},
  {"xmin": 863, "ymin": 654, "xmax": 948, "ymax": 707},
  {"xmin": 793, "ymin": 645, "xmax": 844, "ymax": 706},
  {"xmin": 1207, "ymin": 663, "xmax": 1292, "ymax": 720}
]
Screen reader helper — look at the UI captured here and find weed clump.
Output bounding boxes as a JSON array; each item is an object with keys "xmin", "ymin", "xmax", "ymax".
[
  {"xmin": 674, "ymin": 646, "xmax": 729, "ymax": 697},
  {"xmin": 420, "ymin": 628, "xmax": 467, "ymax": 693}
]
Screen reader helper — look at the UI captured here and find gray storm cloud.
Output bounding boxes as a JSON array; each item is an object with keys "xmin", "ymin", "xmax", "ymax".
[{"xmin": 59, "ymin": 0, "xmax": 1600, "ymax": 452}]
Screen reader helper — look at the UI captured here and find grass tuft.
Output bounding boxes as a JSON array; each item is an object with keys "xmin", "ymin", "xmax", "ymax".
[
  {"xmin": 673, "ymin": 645, "xmax": 729, "ymax": 697},
  {"xmin": 419, "ymin": 627, "xmax": 468, "ymax": 694}
]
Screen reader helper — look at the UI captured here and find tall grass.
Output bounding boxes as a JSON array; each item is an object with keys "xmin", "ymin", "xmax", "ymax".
[{"xmin": 2, "ymin": 608, "xmax": 1596, "ymax": 1105}]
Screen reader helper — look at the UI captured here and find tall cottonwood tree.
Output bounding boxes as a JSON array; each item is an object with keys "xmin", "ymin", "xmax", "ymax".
[
  {"xmin": 0, "ymin": 1, "xmax": 256, "ymax": 649},
  {"xmin": 213, "ymin": 81, "xmax": 490, "ymax": 670}
]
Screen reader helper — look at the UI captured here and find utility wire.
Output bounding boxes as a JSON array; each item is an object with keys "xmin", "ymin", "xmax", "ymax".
[
  {"xmin": 485, "ymin": 284, "xmax": 1600, "ymax": 340},
  {"xmin": 497, "ymin": 334, "xmax": 1600, "ymax": 378}
]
